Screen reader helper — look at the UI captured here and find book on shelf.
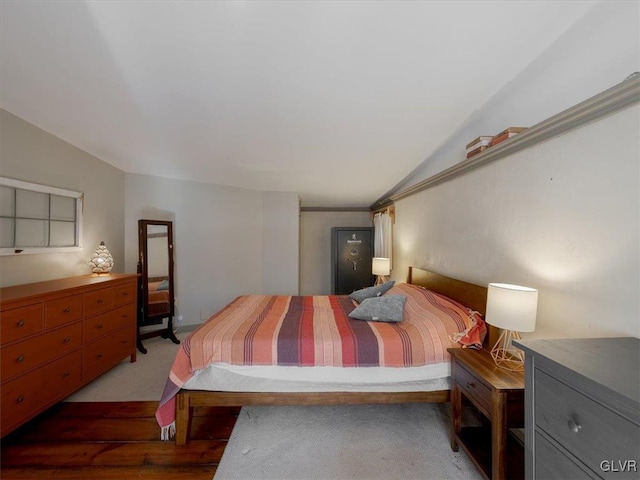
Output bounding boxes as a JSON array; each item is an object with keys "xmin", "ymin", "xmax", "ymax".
[
  {"xmin": 466, "ymin": 145, "xmax": 488, "ymax": 159},
  {"xmin": 490, "ymin": 127, "xmax": 528, "ymax": 146},
  {"xmin": 465, "ymin": 135, "xmax": 493, "ymax": 151}
]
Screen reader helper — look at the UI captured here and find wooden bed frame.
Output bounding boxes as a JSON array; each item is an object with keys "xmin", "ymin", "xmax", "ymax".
[{"xmin": 174, "ymin": 267, "xmax": 495, "ymax": 445}]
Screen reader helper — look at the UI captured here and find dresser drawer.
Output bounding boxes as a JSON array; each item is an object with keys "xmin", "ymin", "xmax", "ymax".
[
  {"xmin": 456, "ymin": 363, "xmax": 492, "ymax": 414},
  {"xmin": 1, "ymin": 366, "xmax": 46, "ymax": 433},
  {"xmin": 1, "ymin": 304, "xmax": 43, "ymax": 345},
  {"xmin": 83, "ymin": 303, "xmax": 136, "ymax": 343},
  {"xmin": 112, "ymin": 282, "xmax": 136, "ymax": 307},
  {"xmin": 83, "ymin": 287, "xmax": 114, "ymax": 317},
  {"xmin": 83, "ymin": 325, "xmax": 134, "ymax": 380},
  {"xmin": 1, "ymin": 350, "xmax": 82, "ymax": 436},
  {"xmin": 534, "ymin": 431, "xmax": 599, "ymax": 479},
  {"xmin": 43, "ymin": 349, "xmax": 83, "ymax": 401},
  {"xmin": 45, "ymin": 294, "xmax": 83, "ymax": 329},
  {"xmin": 1, "ymin": 323, "xmax": 82, "ymax": 380},
  {"xmin": 535, "ymin": 369, "xmax": 640, "ymax": 477}
]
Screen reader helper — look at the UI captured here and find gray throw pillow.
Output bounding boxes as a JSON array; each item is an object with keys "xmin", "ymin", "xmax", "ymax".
[
  {"xmin": 348, "ymin": 295, "xmax": 407, "ymax": 323},
  {"xmin": 349, "ymin": 280, "xmax": 395, "ymax": 304}
]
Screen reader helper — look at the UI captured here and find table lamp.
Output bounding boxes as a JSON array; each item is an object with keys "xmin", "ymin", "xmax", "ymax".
[
  {"xmin": 485, "ymin": 283, "xmax": 538, "ymax": 371},
  {"xmin": 89, "ymin": 241, "xmax": 114, "ymax": 274},
  {"xmin": 372, "ymin": 257, "xmax": 391, "ymax": 285}
]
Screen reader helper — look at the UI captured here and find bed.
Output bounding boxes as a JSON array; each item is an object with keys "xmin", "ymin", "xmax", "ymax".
[{"xmin": 157, "ymin": 267, "xmax": 495, "ymax": 445}]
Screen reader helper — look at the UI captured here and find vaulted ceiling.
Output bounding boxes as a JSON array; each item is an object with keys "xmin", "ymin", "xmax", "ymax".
[{"xmin": 0, "ymin": 1, "xmax": 596, "ymax": 207}]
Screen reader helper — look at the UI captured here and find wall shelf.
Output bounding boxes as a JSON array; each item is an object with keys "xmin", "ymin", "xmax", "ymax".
[{"xmin": 371, "ymin": 75, "xmax": 640, "ymax": 210}]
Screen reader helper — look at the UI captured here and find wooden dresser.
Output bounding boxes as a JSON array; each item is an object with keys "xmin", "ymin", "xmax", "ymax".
[
  {"xmin": 514, "ymin": 337, "xmax": 640, "ymax": 479},
  {"xmin": 1, "ymin": 274, "xmax": 138, "ymax": 437}
]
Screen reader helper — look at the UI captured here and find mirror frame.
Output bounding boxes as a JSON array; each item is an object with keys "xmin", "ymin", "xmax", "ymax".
[{"xmin": 137, "ymin": 219, "xmax": 179, "ymax": 352}]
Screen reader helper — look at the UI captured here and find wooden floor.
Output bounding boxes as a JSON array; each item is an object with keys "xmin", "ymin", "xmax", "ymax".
[{"xmin": 1, "ymin": 401, "xmax": 240, "ymax": 479}]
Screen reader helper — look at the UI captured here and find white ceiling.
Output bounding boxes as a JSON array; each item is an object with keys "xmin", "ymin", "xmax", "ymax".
[{"xmin": 0, "ymin": 1, "xmax": 596, "ymax": 208}]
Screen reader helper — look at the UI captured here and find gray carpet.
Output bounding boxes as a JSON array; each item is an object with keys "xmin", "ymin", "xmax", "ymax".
[
  {"xmin": 64, "ymin": 331, "xmax": 187, "ymax": 402},
  {"xmin": 214, "ymin": 403, "xmax": 483, "ymax": 480}
]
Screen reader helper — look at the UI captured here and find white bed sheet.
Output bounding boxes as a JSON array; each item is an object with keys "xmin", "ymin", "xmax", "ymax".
[{"xmin": 182, "ymin": 362, "xmax": 452, "ymax": 393}]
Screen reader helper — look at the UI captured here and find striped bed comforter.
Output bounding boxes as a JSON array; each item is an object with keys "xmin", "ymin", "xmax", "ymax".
[{"xmin": 155, "ymin": 282, "xmax": 485, "ymax": 438}]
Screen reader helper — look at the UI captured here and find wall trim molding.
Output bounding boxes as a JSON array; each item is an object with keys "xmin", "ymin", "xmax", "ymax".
[
  {"xmin": 370, "ymin": 75, "xmax": 640, "ymax": 209},
  {"xmin": 301, "ymin": 207, "xmax": 371, "ymax": 212}
]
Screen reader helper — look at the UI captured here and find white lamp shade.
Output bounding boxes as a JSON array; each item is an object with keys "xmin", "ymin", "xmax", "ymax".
[
  {"xmin": 485, "ymin": 283, "xmax": 538, "ymax": 332},
  {"xmin": 372, "ymin": 257, "xmax": 390, "ymax": 276}
]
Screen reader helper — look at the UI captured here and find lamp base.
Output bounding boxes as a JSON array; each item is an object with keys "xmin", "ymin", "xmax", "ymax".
[
  {"xmin": 490, "ymin": 329, "xmax": 525, "ymax": 372},
  {"xmin": 375, "ymin": 275, "xmax": 388, "ymax": 286}
]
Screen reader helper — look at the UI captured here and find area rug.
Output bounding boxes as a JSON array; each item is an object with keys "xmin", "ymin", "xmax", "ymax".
[{"xmin": 214, "ymin": 403, "xmax": 482, "ymax": 480}]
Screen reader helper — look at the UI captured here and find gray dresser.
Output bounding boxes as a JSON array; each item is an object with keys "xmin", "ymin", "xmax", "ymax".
[{"xmin": 514, "ymin": 337, "xmax": 639, "ymax": 479}]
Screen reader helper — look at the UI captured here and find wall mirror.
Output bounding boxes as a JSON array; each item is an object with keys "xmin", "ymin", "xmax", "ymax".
[{"xmin": 137, "ymin": 219, "xmax": 179, "ymax": 353}]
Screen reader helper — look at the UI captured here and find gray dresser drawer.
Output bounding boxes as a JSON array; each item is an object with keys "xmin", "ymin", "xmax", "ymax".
[
  {"xmin": 535, "ymin": 432, "xmax": 599, "ymax": 480},
  {"xmin": 516, "ymin": 338, "xmax": 640, "ymax": 480},
  {"xmin": 535, "ymin": 369, "xmax": 640, "ymax": 478}
]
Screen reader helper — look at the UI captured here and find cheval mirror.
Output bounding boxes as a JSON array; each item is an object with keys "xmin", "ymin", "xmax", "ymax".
[{"xmin": 137, "ymin": 219, "xmax": 180, "ymax": 353}]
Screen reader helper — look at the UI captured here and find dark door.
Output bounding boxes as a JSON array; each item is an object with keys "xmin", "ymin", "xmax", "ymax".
[{"xmin": 331, "ymin": 227, "xmax": 374, "ymax": 294}]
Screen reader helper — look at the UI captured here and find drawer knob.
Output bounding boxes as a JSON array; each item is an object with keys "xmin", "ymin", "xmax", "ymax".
[
  {"xmin": 16, "ymin": 395, "xmax": 24, "ymax": 404},
  {"xmin": 97, "ymin": 299, "xmax": 104, "ymax": 305},
  {"xmin": 568, "ymin": 419, "xmax": 582, "ymax": 434},
  {"xmin": 63, "ymin": 337, "xmax": 71, "ymax": 344},
  {"xmin": 97, "ymin": 324, "xmax": 104, "ymax": 329},
  {"xmin": 17, "ymin": 320, "xmax": 25, "ymax": 327},
  {"xmin": 63, "ymin": 371, "xmax": 71, "ymax": 378},
  {"xmin": 63, "ymin": 307, "xmax": 72, "ymax": 314},
  {"xmin": 17, "ymin": 355, "xmax": 25, "ymax": 363},
  {"xmin": 97, "ymin": 353, "xmax": 104, "ymax": 359},
  {"xmin": 466, "ymin": 382, "xmax": 475, "ymax": 389}
]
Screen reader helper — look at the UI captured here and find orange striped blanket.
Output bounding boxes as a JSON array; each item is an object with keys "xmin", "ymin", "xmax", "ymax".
[{"xmin": 156, "ymin": 283, "xmax": 485, "ymax": 438}]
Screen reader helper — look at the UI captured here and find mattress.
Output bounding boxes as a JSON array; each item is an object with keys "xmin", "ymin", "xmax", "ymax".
[{"xmin": 183, "ymin": 362, "xmax": 452, "ymax": 393}]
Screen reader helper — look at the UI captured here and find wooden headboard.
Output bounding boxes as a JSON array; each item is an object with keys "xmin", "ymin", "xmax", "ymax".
[{"xmin": 407, "ymin": 266, "xmax": 497, "ymax": 348}]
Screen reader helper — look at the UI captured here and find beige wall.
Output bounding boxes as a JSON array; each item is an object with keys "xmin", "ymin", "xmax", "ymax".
[
  {"xmin": 262, "ymin": 191, "xmax": 300, "ymax": 296},
  {"xmin": 392, "ymin": 105, "xmax": 639, "ymax": 339},
  {"xmin": 0, "ymin": 109, "xmax": 125, "ymax": 287},
  {"xmin": 0, "ymin": 109, "xmax": 300, "ymax": 324},
  {"xmin": 299, "ymin": 211, "xmax": 373, "ymax": 295},
  {"xmin": 124, "ymin": 173, "xmax": 300, "ymax": 327},
  {"xmin": 387, "ymin": 2, "xmax": 639, "ymax": 340}
]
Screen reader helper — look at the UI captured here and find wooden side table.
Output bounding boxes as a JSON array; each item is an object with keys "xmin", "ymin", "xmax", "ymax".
[{"xmin": 448, "ymin": 347, "xmax": 525, "ymax": 480}]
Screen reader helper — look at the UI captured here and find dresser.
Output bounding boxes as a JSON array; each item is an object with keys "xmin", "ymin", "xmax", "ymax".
[
  {"xmin": 514, "ymin": 337, "xmax": 640, "ymax": 480},
  {"xmin": 1, "ymin": 274, "xmax": 138, "ymax": 437}
]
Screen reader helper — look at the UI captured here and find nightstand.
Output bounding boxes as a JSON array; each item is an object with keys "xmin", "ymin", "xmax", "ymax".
[{"xmin": 448, "ymin": 347, "xmax": 525, "ymax": 480}]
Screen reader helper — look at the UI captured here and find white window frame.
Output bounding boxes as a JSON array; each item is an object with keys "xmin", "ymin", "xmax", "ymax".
[{"xmin": 0, "ymin": 177, "xmax": 83, "ymax": 256}]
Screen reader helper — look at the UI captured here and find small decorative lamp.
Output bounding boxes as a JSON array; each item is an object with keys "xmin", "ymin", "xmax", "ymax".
[
  {"xmin": 89, "ymin": 241, "xmax": 114, "ymax": 274},
  {"xmin": 372, "ymin": 257, "xmax": 391, "ymax": 286},
  {"xmin": 485, "ymin": 283, "xmax": 538, "ymax": 371}
]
